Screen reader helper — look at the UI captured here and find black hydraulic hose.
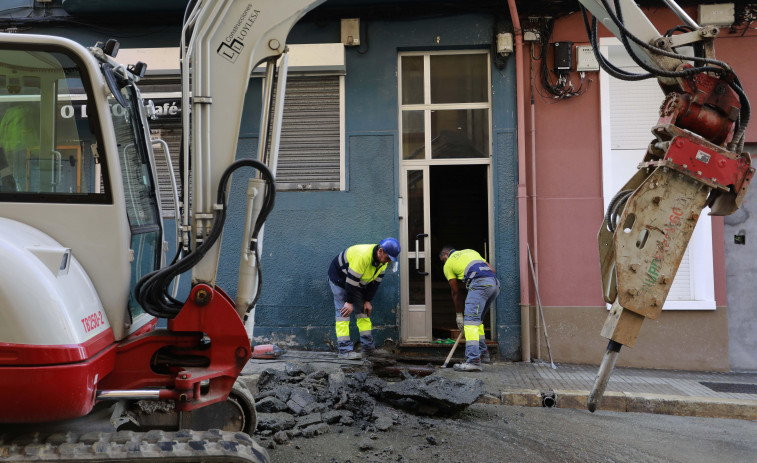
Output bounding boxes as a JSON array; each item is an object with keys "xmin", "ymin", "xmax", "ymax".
[
  {"xmin": 605, "ymin": 189, "xmax": 633, "ymax": 234},
  {"xmin": 604, "ymin": 0, "xmax": 731, "ymax": 76},
  {"xmin": 612, "ymin": 0, "xmax": 750, "ymax": 149},
  {"xmin": 244, "ymin": 166, "xmax": 278, "ymax": 321},
  {"xmin": 592, "ymin": 0, "xmax": 750, "ymax": 147},
  {"xmin": 581, "ymin": 7, "xmax": 653, "ymax": 82},
  {"xmin": 135, "ymin": 159, "xmax": 276, "ymax": 318}
]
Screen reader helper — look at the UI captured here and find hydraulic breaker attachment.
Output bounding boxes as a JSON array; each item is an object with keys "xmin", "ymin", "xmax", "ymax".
[
  {"xmin": 590, "ymin": 137, "xmax": 753, "ymax": 412},
  {"xmin": 578, "ymin": 0, "xmax": 754, "ymax": 412}
]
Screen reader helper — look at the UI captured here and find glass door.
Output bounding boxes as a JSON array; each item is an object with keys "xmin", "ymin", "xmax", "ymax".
[{"xmin": 400, "ymin": 167, "xmax": 431, "ymax": 341}]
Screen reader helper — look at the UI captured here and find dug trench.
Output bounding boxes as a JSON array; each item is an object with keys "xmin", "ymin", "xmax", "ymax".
[{"xmin": 243, "ymin": 353, "xmax": 489, "ymax": 461}]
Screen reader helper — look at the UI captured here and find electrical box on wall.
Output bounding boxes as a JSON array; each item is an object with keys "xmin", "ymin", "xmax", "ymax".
[
  {"xmin": 496, "ymin": 32, "xmax": 514, "ymax": 56},
  {"xmin": 341, "ymin": 18, "xmax": 360, "ymax": 46},
  {"xmin": 576, "ymin": 45, "xmax": 599, "ymax": 71},
  {"xmin": 552, "ymin": 41, "xmax": 573, "ymax": 72},
  {"xmin": 698, "ymin": 3, "xmax": 735, "ymax": 26}
]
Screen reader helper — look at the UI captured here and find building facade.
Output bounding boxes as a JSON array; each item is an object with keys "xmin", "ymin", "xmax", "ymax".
[{"xmin": 3, "ymin": 0, "xmax": 756, "ymax": 371}]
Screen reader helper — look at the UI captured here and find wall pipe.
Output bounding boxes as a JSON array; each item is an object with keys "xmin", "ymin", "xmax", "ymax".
[
  {"xmin": 507, "ymin": 0, "xmax": 531, "ymax": 362},
  {"xmin": 529, "ymin": 46, "xmax": 541, "ymax": 361}
]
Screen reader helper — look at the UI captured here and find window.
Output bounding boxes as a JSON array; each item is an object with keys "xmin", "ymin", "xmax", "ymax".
[
  {"xmin": 0, "ymin": 48, "xmax": 110, "ymax": 203},
  {"xmin": 399, "ymin": 51, "xmax": 491, "ymax": 160},
  {"xmin": 274, "ymin": 75, "xmax": 344, "ymax": 191},
  {"xmin": 600, "ymin": 38, "xmax": 715, "ymax": 310},
  {"xmin": 110, "ymin": 83, "xmax": 162, "ymax": 319}
]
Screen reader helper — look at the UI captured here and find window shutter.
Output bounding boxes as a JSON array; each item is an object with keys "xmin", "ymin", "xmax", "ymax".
[{"xmin": 274, "ymin": 75, "xmax": 341, "ymax": 191}]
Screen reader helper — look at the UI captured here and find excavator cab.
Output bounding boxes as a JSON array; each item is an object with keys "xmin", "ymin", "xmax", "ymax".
[{"xmin": 0, "ymin": 36, "xmax": 166, "ymax": 423}]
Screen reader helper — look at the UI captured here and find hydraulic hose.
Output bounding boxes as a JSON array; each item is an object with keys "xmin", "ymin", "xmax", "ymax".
[
  {"xmin": 135, "ymin": 159, "xmax": 275, "ymax": 319},
  {"xmin": 603, "ymin": 0, "xmax": 750, "ymax": 141}
]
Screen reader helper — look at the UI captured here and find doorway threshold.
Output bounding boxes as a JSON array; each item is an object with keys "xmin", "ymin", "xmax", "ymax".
[{"xmin": 394, "ymin": 340, "xmax": 498, "ymax": 364}]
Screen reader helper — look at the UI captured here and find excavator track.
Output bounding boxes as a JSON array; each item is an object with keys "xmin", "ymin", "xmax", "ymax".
[{"xmin": 0, "ymin": 429, "xmax": 269, "ymax": 462}]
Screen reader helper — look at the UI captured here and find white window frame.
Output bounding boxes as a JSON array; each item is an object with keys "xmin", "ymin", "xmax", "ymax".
[
  {"xmin": 398, "ymin": 50, "xmax": 494, "ymax": 162},
  {"xmin": 600, "ymin": 37, "xmax": 715, "ymax": 310}
]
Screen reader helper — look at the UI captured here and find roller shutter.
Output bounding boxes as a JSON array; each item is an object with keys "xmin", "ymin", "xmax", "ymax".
[{"xmin": 273, "ymin": 75, "xmax": 341, "ymax": 191}]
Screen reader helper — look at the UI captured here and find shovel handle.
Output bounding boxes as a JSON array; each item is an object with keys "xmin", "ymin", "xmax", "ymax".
[{"xmin": 441, "ymin": 331, "xmax": 464, "ymax": 368}]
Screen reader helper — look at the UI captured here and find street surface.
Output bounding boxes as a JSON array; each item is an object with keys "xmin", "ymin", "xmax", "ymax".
[{"xmin": 264, "ymin": 403, "xmax": 757, "ymax": 463}]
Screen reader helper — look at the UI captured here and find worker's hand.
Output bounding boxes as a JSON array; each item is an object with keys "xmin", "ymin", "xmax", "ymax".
[
  {"xmin": 364, "ymin": 301, "xmax": 373, "ymax": 317},
  {"xmin": 340, "ymin": 302, "xmax": 354, "ymax": 317},
  {"xmin": 456, "ymin": 313, "xmax": 464, "ymax": 330}
]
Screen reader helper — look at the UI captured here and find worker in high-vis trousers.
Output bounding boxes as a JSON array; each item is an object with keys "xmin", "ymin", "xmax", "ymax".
[
  {"xmin": 439, "ymin": 246, "xmax": 499, "ymax": 371},
  {"xmin": 328, "ymin": 238, "xmax": 401, "ymax": 359}
]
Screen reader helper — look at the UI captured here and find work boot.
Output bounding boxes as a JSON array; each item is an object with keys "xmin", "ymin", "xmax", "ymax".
[
  {"xmin": 338, "ymin": 351, "xmax": 362, "ymax": 360},
  {"xmin": 453, "ymin": 362, "xmax": 482, "ymax": 372},
  {"xmin": 481, "ymin": 352, "xmax": 492, "ymax": 364}
]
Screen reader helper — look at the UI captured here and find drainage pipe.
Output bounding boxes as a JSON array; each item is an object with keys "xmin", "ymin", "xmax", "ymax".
[{"xmin": 506, "ymin": 0, "xmax": 531, "ymax": 362}]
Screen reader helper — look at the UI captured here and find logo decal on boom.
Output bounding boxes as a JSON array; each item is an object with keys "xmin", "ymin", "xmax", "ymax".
[{"xmin": 217, "ymin": 4, "xmax": 260, "ymax": 63}]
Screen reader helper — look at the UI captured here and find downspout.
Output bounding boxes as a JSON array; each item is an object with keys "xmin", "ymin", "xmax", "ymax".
[
  {"xmin": 530, "ymin": 61, "xmax": 541, "ymax": 361},
  {"xmin": 506, "ymin": 0, "xmax": 531, "ymax": 362}
]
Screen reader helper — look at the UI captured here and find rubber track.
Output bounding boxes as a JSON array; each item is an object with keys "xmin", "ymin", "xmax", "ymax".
[{"xmin": 0, "ymin": 429, "xmax": 269, "ymax": 462}]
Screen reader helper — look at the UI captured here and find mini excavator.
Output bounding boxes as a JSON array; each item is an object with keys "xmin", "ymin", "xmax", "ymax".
[{"xmin": 0, "ymin": 1, "xmax": 323, "ymax": 461}]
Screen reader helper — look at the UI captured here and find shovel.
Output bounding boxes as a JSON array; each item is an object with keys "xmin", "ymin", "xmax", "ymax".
[{"xmin": 440, "ymin": 331, "xmax": 464, "ymax": 368}]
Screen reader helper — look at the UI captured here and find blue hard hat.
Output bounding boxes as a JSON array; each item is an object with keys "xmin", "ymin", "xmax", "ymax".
[{"xmin": 380, "ymin": 237, "xmax": 400, "ymax": 261}]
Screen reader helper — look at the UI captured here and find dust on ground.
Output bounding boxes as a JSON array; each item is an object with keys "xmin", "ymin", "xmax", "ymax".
[{"xmin": 250, "ymin": 360, "xmax": 757, "ymax": 463}]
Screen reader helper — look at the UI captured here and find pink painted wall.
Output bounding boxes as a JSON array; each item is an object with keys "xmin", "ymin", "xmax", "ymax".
[{"xmin": 525, "ymin": 6, "xmax": 756, "ymax": 309}]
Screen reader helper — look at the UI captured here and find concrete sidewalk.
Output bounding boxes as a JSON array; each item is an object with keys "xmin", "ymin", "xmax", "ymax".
[
  {"xmin": 242, "ymin": 351, "xmax": 757, "ymax": 421},
  {"xmin": 439, "ymin": 360, "xmax": 757, "ymax": 420}
]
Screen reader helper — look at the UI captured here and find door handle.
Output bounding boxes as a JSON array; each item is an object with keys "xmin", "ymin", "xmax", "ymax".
[{"xmin": 415, "ymin": 233, "xmax": 429, "ymax": 276}]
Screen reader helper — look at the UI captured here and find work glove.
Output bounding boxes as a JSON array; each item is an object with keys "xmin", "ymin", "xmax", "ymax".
[{"xmin": 456, "ymin": 313, "xmax": 464, "ymax": 330}]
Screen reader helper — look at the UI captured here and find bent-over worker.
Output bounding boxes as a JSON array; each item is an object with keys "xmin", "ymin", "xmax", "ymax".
[
  {"xmin": 328, "ymin": 238, "xmax": 401, "ymax": 359},
  {"xmin": 439, "ymin": 246, "xmax": 499, "ymax": 371}
]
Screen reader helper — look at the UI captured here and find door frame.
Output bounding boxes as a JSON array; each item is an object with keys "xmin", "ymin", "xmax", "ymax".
[
  {"xmin": 397, "ymin": 49, "xmax": 496, "ymax": 343},
  {"xmin": 399, "ymin": 158, "xmax": 495, "ymax": 342}
]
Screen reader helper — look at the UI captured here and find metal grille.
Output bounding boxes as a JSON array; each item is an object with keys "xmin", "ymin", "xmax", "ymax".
[
  {"xmin": 700, "ymin": 382, "xmax": 757, "ymax": 394},
  {"xmin": 274, "ymin": 75, "xmax": 341, "ymax": 191}
]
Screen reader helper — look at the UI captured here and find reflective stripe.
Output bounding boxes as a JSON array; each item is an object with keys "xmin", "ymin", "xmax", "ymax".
[
  {"xmin": 338, "ymin": 250, "xmax": 346, "ymax": 267},
  {"xmin": 346, "ymin": 278, "xmax": 361, "ymax": 287},
  {"xmin": 355, "ymin": 314, "xmax": 368, "ymax": 319},
  {"xmin": 463, "ymin": 320, "xmax": 479, "ymax": 326},
  {"xmin": 337, "ymin": 335, "xmax": 351, "ymax": 342},
  {"xmin": 356, "ymin": 317, "xmax": 372, "ymax": 333},
  {"xmin": 347, "ymin": 268, "xmax": 361, "ymax": 279},
  {"xmin": 463, "ymin": 325, "xmax": 479, "ymax": 342},
  {"xmin": 335, "ymin": 320, "xmax": 350, "ymax": 338},
  {"xmin": 463, "ymin": 259, "xmax": 483, "ymax": 281},
  {"xmin": 336, "ymin": 317, "xmax": 350, "ymax": 322}
]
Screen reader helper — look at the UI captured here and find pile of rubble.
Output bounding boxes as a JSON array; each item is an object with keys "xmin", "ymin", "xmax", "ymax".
[{"xmin": 252, "ymin": 361, "xmax": 485, "ymax": 447}]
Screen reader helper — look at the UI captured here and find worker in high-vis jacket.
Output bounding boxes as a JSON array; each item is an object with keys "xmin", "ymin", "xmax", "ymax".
[
  {"xmin": 439, "ymin": 246, "xmax": 500, "ymax": 371},
  {"xmin": 328, "ymin": 238, "xmax": 401, "ymax": 359}
]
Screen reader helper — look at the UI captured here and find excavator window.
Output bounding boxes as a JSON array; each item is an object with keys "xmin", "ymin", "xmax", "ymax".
[
  {"xmin": 0, "ymin": 47, "xmax": 111, "ymax": 203},
  {"xmin": 108, "ymin": 83, "xmax": 163, "ymax": 320}
]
